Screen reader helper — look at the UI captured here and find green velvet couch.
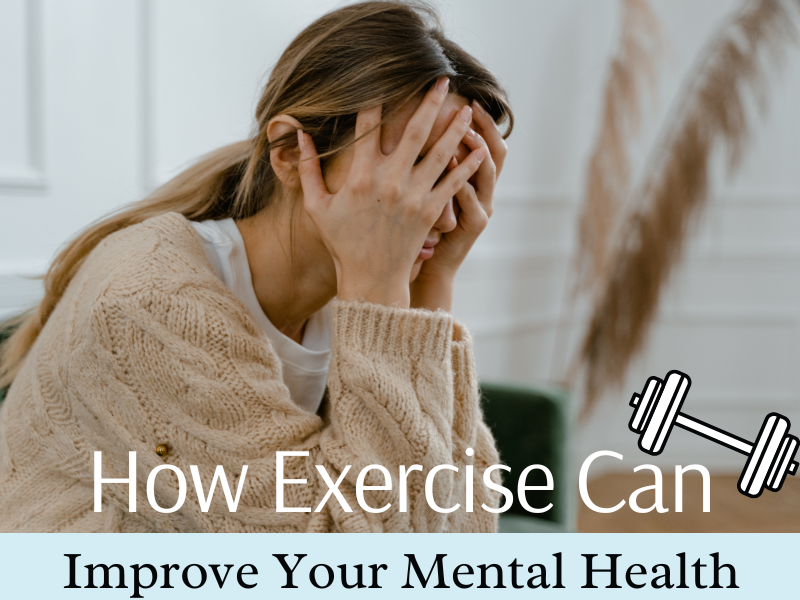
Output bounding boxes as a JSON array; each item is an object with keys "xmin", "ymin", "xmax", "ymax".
[
  {"xmin": 0, "ymin": 320, "xmax": 13, "ymax": 403},
  {"xmin": 480, "ymin": 382, "xmax": 572, "ymax": 532}
]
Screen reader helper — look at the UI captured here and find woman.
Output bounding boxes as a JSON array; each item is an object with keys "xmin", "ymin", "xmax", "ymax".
[{"xmin": 0, "ymin": 1, "xmax": 513, "ymax": 532}]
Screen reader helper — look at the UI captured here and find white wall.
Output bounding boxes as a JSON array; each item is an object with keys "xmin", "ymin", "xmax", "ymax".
[{"xmin": 2, "ymin": 0, "xmax": 799, "ymax": 474}]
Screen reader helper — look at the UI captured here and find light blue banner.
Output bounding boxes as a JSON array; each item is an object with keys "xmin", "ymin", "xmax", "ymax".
[{"xmin": 0, "ymin": 533, "xmax": 794, "ymax": 598}]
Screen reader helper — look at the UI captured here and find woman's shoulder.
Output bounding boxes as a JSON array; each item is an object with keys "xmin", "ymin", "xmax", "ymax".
[
  {"xmin": 84, "ymin": 212, "xmax": 219, "ymax": 299},
  {"xmin": 64, "ymin": 211, "xmax": 257, "ymax": 331},
  {"xmin": 66, "ymin": 211, "xmax": 263, "ymax": 342}
]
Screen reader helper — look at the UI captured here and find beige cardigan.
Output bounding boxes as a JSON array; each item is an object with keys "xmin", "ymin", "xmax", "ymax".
[{"xmin": 0, "ymin": 213, "xmax": 501, "ymax": 532}]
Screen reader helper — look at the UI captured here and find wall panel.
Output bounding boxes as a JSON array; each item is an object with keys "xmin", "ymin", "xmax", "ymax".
[{"xmin": 0, "ymin": 0, "xmax": 44, "ymax": 189}]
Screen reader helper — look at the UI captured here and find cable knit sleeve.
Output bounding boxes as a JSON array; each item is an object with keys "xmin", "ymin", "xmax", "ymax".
[
  {"xmin": 446, "ymin": 321, "xmax": 503, "ymax": 531},
  {"xmin": 77, "ymin": 285, "xmax": 500, "ymax": 533}
]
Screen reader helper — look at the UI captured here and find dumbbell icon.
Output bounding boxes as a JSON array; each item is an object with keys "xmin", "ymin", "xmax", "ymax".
[{"xmin": 629, "ymin": 370, "xmax": 798, "ymax": 498}]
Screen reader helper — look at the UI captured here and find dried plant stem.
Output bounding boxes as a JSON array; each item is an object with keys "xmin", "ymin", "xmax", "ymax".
[
  {"xmin": 578, "ymin": 0, "xmax": 800, "ymax": 412},
  {"xmin": 576, "ymin": 0, "xmax": 662, "ymax": 292},
  {"xmin": 551, "ymin": 0, "xmax": 661, "ymax": 385}
]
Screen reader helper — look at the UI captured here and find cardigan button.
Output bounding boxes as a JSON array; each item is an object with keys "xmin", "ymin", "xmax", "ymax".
[{"xmin": 155, "ymin": 444, "xmax": 169, "ymax": 457}]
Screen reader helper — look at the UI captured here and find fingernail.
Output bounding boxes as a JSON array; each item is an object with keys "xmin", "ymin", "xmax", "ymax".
[
  {"xmin": 297, "ymin": 130, "xmax": 305, "ymax": 151},
  {"xmin": 450, "ymin": 156, "xmax": 458, "ymax": 168},
  {"xmin": 436, "ymin": 76, "xmax": 450, "ymax": 94},
  {"xmin": 476, "ymin": 147, "xmax": 487, "ymax": 162},
  {"xmin": 472, "ymin": 100, "xmax": 487, "ymax": 115},
  {"xmin": 459, "ymin": 105, "xmax": 472, "ymax": 123},
  {"xmin": 466, "ymin": 127, "xmax": 476, "ymax": 138}
]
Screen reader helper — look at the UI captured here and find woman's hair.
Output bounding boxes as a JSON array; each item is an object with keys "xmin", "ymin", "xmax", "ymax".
[{"xmin": 0, "ymin": 0, "xmax": 513, "ymax": 388}]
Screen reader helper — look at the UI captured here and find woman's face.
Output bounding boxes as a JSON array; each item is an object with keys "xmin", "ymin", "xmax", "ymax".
[{"xmin": 322, "ymin": 92, "xmax": 473, "ymax": 282}]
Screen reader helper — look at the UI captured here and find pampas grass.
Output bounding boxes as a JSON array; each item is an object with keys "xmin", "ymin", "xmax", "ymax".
[
  {"xmin": 578, "ymin": 0, "xmax": 800, "ymax": 411},
  {"xmin": 576, "ymin": 0, "xmax": 662, "ymax": 291}
]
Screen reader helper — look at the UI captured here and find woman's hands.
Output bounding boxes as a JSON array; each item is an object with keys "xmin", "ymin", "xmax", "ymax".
[
  {"xmin": 410, "ymin": 100, "xmax": 508, "ymax": 312},
  {"xmin": 297, "ymin": 78, "xmax": 486, "ymax": 308}
]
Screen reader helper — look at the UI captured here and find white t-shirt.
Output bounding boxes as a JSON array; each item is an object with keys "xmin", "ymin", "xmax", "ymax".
[{"xmin": 190, "ymin": 218, "xmax": 332, "ymax": 414}]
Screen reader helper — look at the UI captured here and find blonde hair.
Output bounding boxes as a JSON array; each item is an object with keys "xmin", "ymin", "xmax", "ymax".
[{"xmin": 0, "ymin": 0, "xmax": 513, "ymax": 388}]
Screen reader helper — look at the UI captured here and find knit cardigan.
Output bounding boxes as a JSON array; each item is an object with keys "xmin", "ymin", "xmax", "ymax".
[{"xmin": 0, "ymin": 213, "xmax": 501, "ymax": 532}]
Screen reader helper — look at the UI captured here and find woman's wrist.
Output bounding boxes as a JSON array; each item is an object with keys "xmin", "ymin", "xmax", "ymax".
[
  {"xmin": 338, "ymin": 276, "xmax": 411, "ymax": 308},
  {"xmin": 410, "ymin": 270, "xmax": 456, "ymax": 312}
]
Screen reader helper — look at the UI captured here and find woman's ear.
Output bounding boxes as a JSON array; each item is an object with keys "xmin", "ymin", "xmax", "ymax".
[{"xmin": 267, "ymin": 114, "xmax": 304, "ymax": 189}]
